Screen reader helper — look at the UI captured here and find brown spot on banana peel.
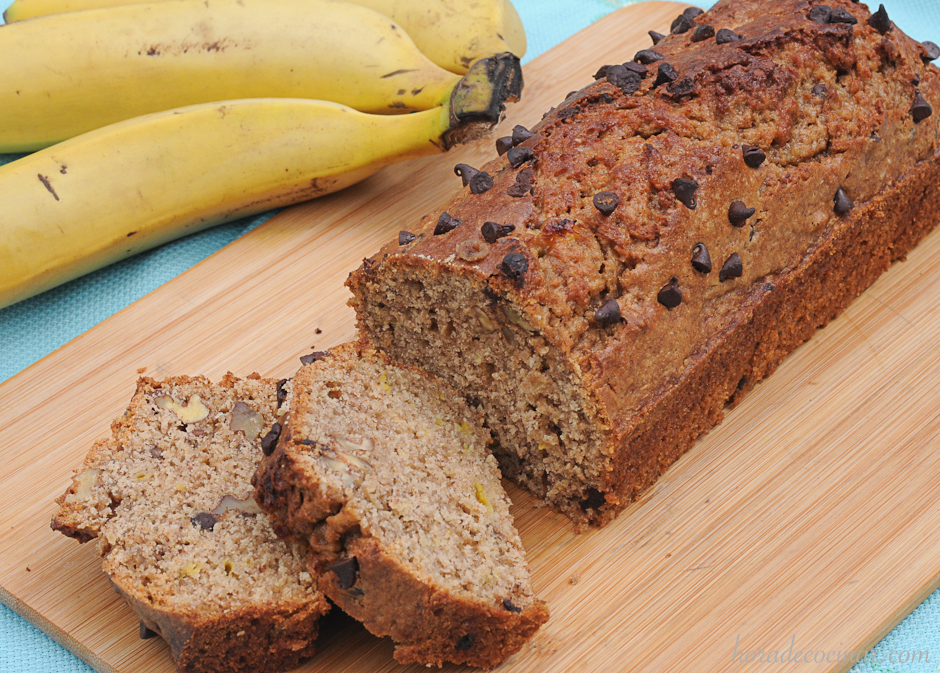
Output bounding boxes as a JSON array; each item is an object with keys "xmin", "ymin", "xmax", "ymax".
[
  {"xmin": 443, "ymin": 53, "xmax": 523, "ymax": 150},
  {"xmin": 380, "ymin": 69, "xmax": 417, "ymax": 79},
  {"xmin": 37, "ymin": 174, "xmax": 59, "ymax": 201}
]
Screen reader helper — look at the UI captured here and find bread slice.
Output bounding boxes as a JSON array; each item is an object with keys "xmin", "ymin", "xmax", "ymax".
[
  {"xmin": 347, "ymin": 0, "xmax": 940, "ymax": 526},
  {"xmin": 253, "ymin": 343, "xmax": 549, "ymax": 668},
  {"xmin": 52, "ymin": 374, "xmax": 328, "ymax": 673}
]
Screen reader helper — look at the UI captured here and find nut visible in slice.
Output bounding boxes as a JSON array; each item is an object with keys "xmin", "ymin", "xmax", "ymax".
[
  {"xmin": 155, "ymin": 394, "xmax": 209, "ymax": 423},
  {"xmin": 64, "ymin": 468, "xmax": 100, "ymax": 503},
  {"xmin": 230, "ymin": 402, "xmax": 264, "ymax": 439},
  {"xmin": 211, "ymin": 494, "xmax": 263, "ymax": 516}
]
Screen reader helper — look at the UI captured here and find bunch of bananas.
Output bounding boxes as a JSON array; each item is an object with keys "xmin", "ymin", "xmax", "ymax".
[{"xmin": 0, "ymin": 0, "xmax": 526, "ymax": 308}]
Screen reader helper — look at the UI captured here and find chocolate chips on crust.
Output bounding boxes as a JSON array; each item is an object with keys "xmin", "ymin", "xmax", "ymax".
[
  {"xmin": 911, "ymin": 90, "xmax": 933, "ymax": 123},
  {"xmin": 500, "ymin": 253, "xmax": 528, "ymax": 286},
  {"xmin": 672, "ymin": 178, "xmax": 699, "ymax": 209},
  {"xmin": 634, "ymin": 49, "xmax": 664, "ymax": 65},
  {"xmin": 719, "ymin": 253, "xmax": 743, "ymax": 282},
  {"xmin": 593, "ymin": 191, "xmax": 620, "ymax": 216},
  {"xmin": 455, "ymin": 164, "xmax": 494, "ymax": 194},
  {"xmin": 593, "ymin": 298, "xmax": 622, "ymax": 325},
  {"xmin": 868, "ymin": 4, "xmax": 890, "ymax": 34},
  {"xmin": 692, "ymin": 25, "xmax": 715, "ymax": 42},
  {"xmin": 728, "ymin": 200, "xmax": 756, "ymax": 227},
  {"xmin": 434, "ymin": 212, "xmax": 462, "ymax": 235},
  {"xmin": 742, "ymin": 145, "xmax": 766, "ymax": 168},
  {"xmin": 716, "ymin": 28, "xmax": 741, "ymax": 44},
  {"xmin": 833, "ymin": 187, "xmax": 855, "ymax": 215},
  {"xmin": 922, "ymin": 41, "xmax": 940, "ymax": 62},
  {"xmin": 691, "ymin": 243, "xmax": 712, "ymax": 273},
  {"xmin": 657, "ymin": 279, "xmax": 682, "ymax": 309},
  {"xmin": 507, "ymin": 146, "xmax": 535, "ymax": 169},
  {"xmin": 481, "ymin": 221, "xmax": 515, "ymax": 244}
]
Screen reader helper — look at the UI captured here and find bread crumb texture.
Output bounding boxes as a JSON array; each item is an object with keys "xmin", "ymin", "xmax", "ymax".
[
  {"xmin": 53, "ymin": 373, "xmax": 327, "ymax": 673},
  {"xmin": 254, "ymin": 344, "xmax": 549, "ymax": 668}
]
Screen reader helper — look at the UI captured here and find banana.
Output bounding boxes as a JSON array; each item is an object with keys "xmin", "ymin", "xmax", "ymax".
[
  {"xmin": 0, "ymin": 0, "xmax": 522, "ymax": 153},
  {"xmin": 3, "ymin": 0, "xmax": 527, "ymax": 75},
  {"xmin": 0, "ymin": 96, "xmax": 498, "ymax": 309}
]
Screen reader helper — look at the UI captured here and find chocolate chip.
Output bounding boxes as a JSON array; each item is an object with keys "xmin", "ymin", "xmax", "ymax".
[
  {"xmin": 565, "ymin": 90, "xmax": 578, "ymax": 100},
  {"xmin": 456, "ymin": 634, "xmax": 476, "ymax": 651},
  {"xmin": 809, "ymin": 5, "xmax": 834, "ymax": 23},
  {"xmin": 742, "ymin": 145, "xmax": 766, "ymax": 168},
  {"xmin": 911, "ymin": 90, "xmax": 933, "ymax": 123},
  {"xmin": 261, "ymin": 422, "xmax": 281, "ymax": 456},
  {"xmin": 649, "ymin": 30, "xmax": 666, "ymax": 45},
  {"xmin": 593, "ymin": 64, "xmax": 612, "ymax": 80},
  {"xmin": 728, "ymin": 200, "xmax": 755, "ymax": 226},
  {"xmin": 667, "ymin": 77, "xmax": 696, "ymax": 98},
  {"xmin": 300, "ymin": 351, "xmax": 329, "ymax": 365},
  {"xmin": 469, "ymin": 171, "xmax": 493, "ymax": 194},
  {"xmin": 276, "ymin": 378, "xmax": 289, "ymax": 407},
  {"xmin": 398, "ymin": 231, "xmax": 417, "ymax": 245},
  {"xmin": 809, "ymin": 5, "xmax": 832, "ymax": 23},
  {"xmin": 671, "ymin": 13, "xmax": 693, "ymax": 34},
  {"xmin": 829, "ymin": 7, "xmax": 857, "ymax": 24},
  {"xmin": 507, "ymin": 167, "xmax": 534, "ymax": 198},
  {"xmin": 140, "ymin": 622, "xmax": 158, "ymax": 639},
  {"xmin": 500, "ymin": 253, "xmax": 528, "ymax": 285},
  {"xmin": 191, "ymin": 512, "xmax": 217, "ymax": 531},
  {"xmin": 692, "ymin": 25, "xmax": 715, "ymax": 42},
  {"xmin": 433, "ymin": 213, "xmax": 460, "ymax": 236},
  {"xmin": 719, "ymin": 252, "xmax": 743, "ymax": 282},
  {"xmin": 671, "ymin": 178, "xmax": 698, "ymax": 209},
  {"xmin": 606, "ymin": 64, "xmax": 643, "ymax": 94},
  {"xmin": 867, "ymin": 4, "xmax": 890, "ymax": 33},
  {"xmin": 593, "ymin": 298, "xmax": 622, "ymax": 325},
  {"xmin": 812, "ymin": 83, "xmax": 828, "ymax": 97},
  {"xmin": 593, "ymin": 191, "xmax": 620, "ymax": 216},
  {"xmin": 691, "ymin": 243, "xmax": 712, "ymax": 273},
  {"xmin": 833, "ymin": 187, "xmax": 854, "ymax": 215},
  {"xmin": 454, "ymin": 163, "xmax": 478, "ymax": 186},
  {"xmin": 579, "ymin": 487, "xmax": 606, "ymax": 511},
  {"xmin": 481, "ymin": 221, "xmax": 515, "ymax": 244},
  {"xmin": 657, "ymin": 279, "xmax": 682, "ymax": 309},
  {"xmin": 634, "ymin": 49, "xmax": 664, "ymax": 64},
  {"xmin": 507, "ymin": 146, "xmax": 535, "ymax": 169},
  {"xmin": 654, "ymin": 62, "xmax": 679, "ymax": 87},
  {"xmin": 495, "ymin": 136, "xmax": 513, "ymax": 156},
  {"xmin": 922, "ymin": 41, "xmax": 940, "ymax": 62},
  {"xmin": 621, "ymin": 62, "xmax": 649, "ymax": 77},
  {"xmin": 327, "ymin": 556, "xmax": 359, "ymax": 590},
  {"xmin": 683, "ymin": 6, "xmax": 704, "ymax": 19},
  {"xmin": 716, "ymin": 28, "xmax": 741, "ymax": 44},
  {"xmin": 503, "ymin": 599, "xmax": 522, "ymax": 613},
  {"xmin": 511, "ymin": 125, "xmax": 535, "ymax": 146}
]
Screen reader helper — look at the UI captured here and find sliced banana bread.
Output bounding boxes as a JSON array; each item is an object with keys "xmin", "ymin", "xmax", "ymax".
[
  {"xmin": 348, "ymin": 0, "xmax": 940, "ymax": 525},
  {"xmin": 253, "ymin": 343, "xmax": 549, "ymax": 668},
  {"xmin": 52, "ymin": 374, "xmax": 328, "ymax": 673}
]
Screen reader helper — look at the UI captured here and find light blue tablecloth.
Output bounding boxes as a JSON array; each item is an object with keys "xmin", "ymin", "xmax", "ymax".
[{"xmin": 2, "ymin": 0, "xmax": 939, "ymax": 671}]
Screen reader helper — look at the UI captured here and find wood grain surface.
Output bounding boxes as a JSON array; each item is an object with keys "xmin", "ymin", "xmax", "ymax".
[{"xmin": 2, "ymin": 3, "xmax": 940, "ymax": 672}]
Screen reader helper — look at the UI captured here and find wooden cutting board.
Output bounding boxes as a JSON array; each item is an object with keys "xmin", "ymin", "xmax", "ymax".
[{"xmin": 3, "ymin": 3, "xmax": 940, "ymax": 672}]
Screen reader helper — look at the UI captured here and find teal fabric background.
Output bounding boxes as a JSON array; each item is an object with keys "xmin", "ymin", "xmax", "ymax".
[{"xmin": 2, "ymin": 0, "xmax": 940, "ymax": 671}]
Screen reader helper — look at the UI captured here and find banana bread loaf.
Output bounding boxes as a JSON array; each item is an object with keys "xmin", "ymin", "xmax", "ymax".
[
  {"xmin": 52, "ymin": 374, "xmax": 328, "ymax": 673},
  {"xmin": 348, "ymin": 0, "xmax": 940, "ymax": 526},
  {"xmin": 252, "ymin": 343, "xmax": 549, "ymax": 668}
]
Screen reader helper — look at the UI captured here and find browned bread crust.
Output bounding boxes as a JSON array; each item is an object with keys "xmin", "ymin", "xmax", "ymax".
[
  {"xmin": 253, "ymin": 344, "xmax": 549, "ymax": 668},
  {"xmin": 348, "ymin": 0, "xmax": 940, "ymax": 525},
  {"xmin": 52, "ymin": 374, "xmax": 327, "ymax": 673}
]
